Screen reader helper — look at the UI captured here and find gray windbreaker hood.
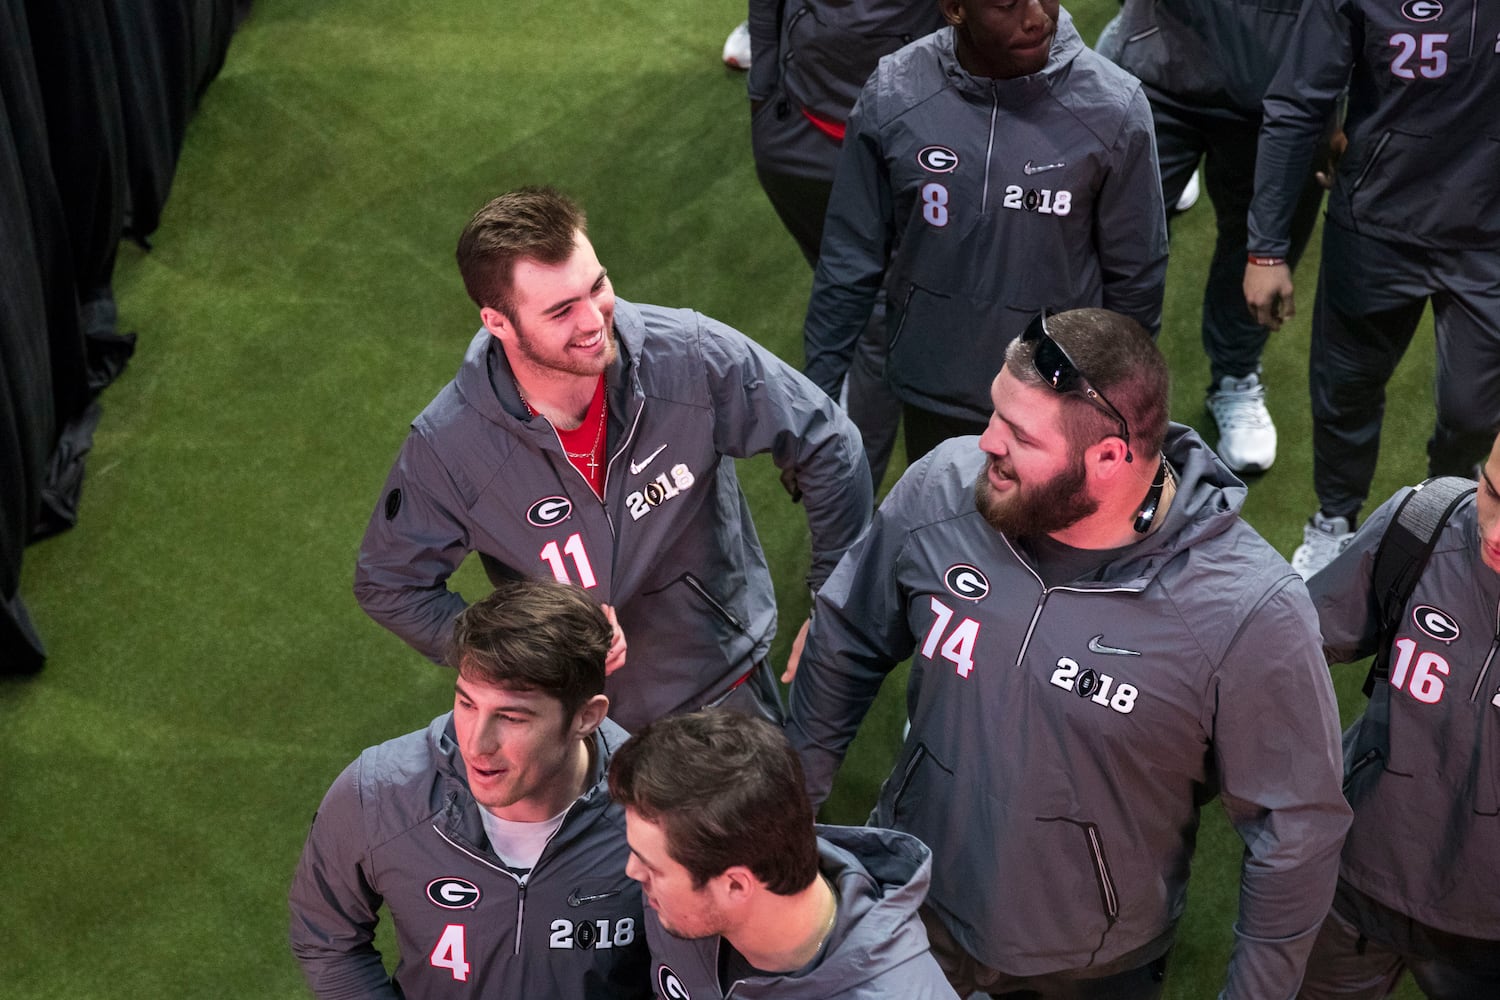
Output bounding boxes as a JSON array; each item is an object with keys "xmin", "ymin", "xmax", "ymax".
[
  {"xmin": 938, "ymin": 10, "xmax": 1084, "ymax": 105},
  {"xmin": 645, "ymin": 825, "xmax": 956, "ymax": 999}
]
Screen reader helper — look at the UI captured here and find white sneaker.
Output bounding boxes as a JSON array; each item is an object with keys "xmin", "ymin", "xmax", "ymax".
[
  {"xmin": 1207, "ymin": 373, "xmax": 1277, "ymax": 473},
  {"xmin": 1292, "ymin": 512, "xmax": 1353, "ymax": 579},
  {"xmin": 722, "ymin": 21, "xmax": 752, "ymax": 70},
  {"xmin": 1175, "ymin": 169, "xmax": 1201, "ymax": 212}
]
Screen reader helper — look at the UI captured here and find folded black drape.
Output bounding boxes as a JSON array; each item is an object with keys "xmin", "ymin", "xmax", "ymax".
[{"xmin": 1, "ymin": 0, "xmax": 242, "ymax": 674}]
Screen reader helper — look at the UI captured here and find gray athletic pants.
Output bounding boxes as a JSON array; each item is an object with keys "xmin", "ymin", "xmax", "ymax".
[
  {"xmin": 1298, "ymin": 882, "xmax": 1500, "ymax": 999},
  {"xmin": 1310, "ymin": 222, "xmax": 1500, "ymax": 521},
  {"xmin": 1146, "ymin": 88, "xmax": 1323, "ymax": 385}
]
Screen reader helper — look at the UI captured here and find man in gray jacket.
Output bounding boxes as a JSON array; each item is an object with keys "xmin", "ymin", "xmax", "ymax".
[
  {"xmin": 788, "ymin": 308, "xmax": 1351, "ymax": 997},
  {"xmin": 610, "ymin": 709, "xmax": 957, "ymax": 999},
  {"xmin": 1244, "ymin": 0, "xmax": 1500, "ymax": 578},
  {"xmin": 289, "ymin": 578, "xmax": 650, "ymax": 999},
  {"xmin": 1299, "ymin": 433, "xmax": 1500, "ymax": 997},
  {"xmin": 355, "ymin": 187, "xmax": 872, "ymax": 732},
  {"xmin": 803, "ymin": 0, "xmax": 1168, "ymax": 468},
  {"xmin": 748, "ymin": 0, "xmax": 945, "ymax": 487},
  {"xmin": 1096, "ymin": 0, "xmax": 1324, "ymax": 474}
]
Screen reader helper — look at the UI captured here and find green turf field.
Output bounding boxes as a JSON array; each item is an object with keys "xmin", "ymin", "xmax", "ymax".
[{"xmin": 3, "ymin": 1, "xmax": 1435, "ymax": 995}]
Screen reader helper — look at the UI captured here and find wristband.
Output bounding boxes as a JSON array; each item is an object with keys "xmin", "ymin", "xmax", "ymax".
[{"xmin": 1247, "ymin": 254, "xmax": 1286, "ymax": 267}]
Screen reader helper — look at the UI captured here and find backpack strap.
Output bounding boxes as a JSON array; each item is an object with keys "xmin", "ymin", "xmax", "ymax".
[{"xmin": 1364, "ymin": 476, "xmax": 1477, "ymax": 695}]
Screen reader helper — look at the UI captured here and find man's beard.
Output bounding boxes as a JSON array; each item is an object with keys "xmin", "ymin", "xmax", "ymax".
[
  {"xmin": 511, "ymin": 317, "xmax": 618, "ymax": 377},
  {"xmin": 974, "ymin": 448, "xmax": 1098, "ymax": 538}
]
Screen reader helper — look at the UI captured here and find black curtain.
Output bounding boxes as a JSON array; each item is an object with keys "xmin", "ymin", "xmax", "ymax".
[{"xmin": 0, "ymin": 0, "xmax": 244, "ymax": 673}]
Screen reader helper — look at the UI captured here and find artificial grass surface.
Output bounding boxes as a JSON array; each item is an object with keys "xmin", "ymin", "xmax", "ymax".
[{"xmin": 5, "ymin": 0, "xmax": 1433, "ymax": 995}]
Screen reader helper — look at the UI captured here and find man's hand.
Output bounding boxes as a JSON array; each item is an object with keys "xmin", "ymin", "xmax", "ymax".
[
  {"xmin": 1316, "ymin": 128, "xmax": 1348, "ymax": 189},
  {"xmin": 603, "ymin": 604, "xmax": 627, "ymax": 675},
  {"xmin": 1244, "ymin": 262, "xmax": 1295, "ymax": 331},
  {"xmin": 781, "ymin": 618, "xmax": 811, "ymax": 684}
]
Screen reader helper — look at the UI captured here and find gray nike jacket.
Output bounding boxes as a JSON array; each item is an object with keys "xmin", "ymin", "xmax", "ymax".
[
  {"xmin": 289, "ymin": 717, "xmax": 650, "ymax": 999},
  {"xmin": 644, "ymin": 825, "xmax": 958, "ymax": 999},
  {"xmin": 1309, "ymin": 488, "xmax": 1500, "ymax": 939},
  {"xmin": 354, "ymin": 299, "xmax": 871, "ymax": 732},
  {"xmin": 1096, "ymin": 0, "xmax": 1306, "ymax": 113},
  {"xmin": 802, "ymin": 13, "xmax": 1168, "ymax": 422},
  {"xmin": 746, "ymin": 0, "xmax": 944, "ymax": 116},
  {"xmin": 788, "ymin": 426, "xmax": 1351, "ymax": 998},
  {"xmin": 1249, "ymin": 0, "xmax": 1500, "ymax": 254}
]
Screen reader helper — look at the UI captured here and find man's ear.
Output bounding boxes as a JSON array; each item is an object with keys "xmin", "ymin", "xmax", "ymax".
[
  {"xmin": 1084, "ymin": 435, "xmax": 1132, "ymax": 482},
  {"xmin": 479, "ymin": 306, "xmax": 511, "ymax": 341},
  {"xmin": 572, "ymin": 694, "xmax": 609, "ymax": 739},
  {"xmin": 715, "ymin": 865, "xmax": 759, "ymax": 908},
  {"xmin": 940, "ymin": 0, "xmax": 963, "ymax": 27}
]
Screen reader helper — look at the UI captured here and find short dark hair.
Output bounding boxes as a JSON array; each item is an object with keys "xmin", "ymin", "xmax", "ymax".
[
  {"xmin": 448, "ymin": 578, "xmax": 610, "ymax": 719},
  {"xmin": 609, "ymin": 711, "xmax": 819, "ymax": 895},
  {"xmin": 1004, "ymin": 308, "xmax": 1170, "ymax": 459},
  {"xmin": 455, "ymin": 186, "xmax": 587, "ymax": 320}
]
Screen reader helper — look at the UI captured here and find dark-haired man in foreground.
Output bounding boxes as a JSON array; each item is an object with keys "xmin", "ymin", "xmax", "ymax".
[
  {"xmin": 290, "ymin": 578, "xmax": 649, "ymax": 998},
  {"xmin": 611, "ymin": 709, "xmax": 957, "ymax": 999}
]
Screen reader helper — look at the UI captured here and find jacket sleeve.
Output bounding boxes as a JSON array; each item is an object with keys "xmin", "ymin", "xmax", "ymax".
[
  {"xmin": 1306, "ymin": 491, "xmax": 1406, "ymax": 665},
  {"xmin": 802, "ymin": 85, "xmax": 894, "ymax": 398},
  {"xmin": 289, "ymin": 760, "xmax": 401, "ymax": 1000},
  {"xmin": 1248, "ymin": 0, "xmax": 1354, "ymax": 256},
  {"xmin": 1207, "ymin": 576, "xmax": 1351, "ymax": 1000},
  {"xmin": 1096, "ymin": 83, "xmax": 1168, "ymax": 336},
  {"xmin": 746, "ymin": 0, "xmax": 780, "ymax": 102},
  {"xmin": 697, "ymin": 314, "xmax": 873, "ymax": 591},
  {"xmin": 353, "ymin": 432, "xmax": 472, "ymax": 664},
  {"xmin": 787, "ymin": 461, "xmax": 926, "ymax": 805}
]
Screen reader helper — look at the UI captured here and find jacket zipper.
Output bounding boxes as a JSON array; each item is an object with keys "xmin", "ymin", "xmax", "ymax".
[
  {"xmin": 891, "ymin": 743, "xmax": 928, "ymax": 812},
  {"xmin": 433, "ymin": 795, "xmax": 583, "ymax": 957},
  {"xmin": 600, "ymin": 390, "xmax": 646, "ymax": 537},
  {"xmin": 1084, "ymin": 824, "xmax": 1120, "ymax": 919},
  {"xmin": 887, "ymin": 285, "xmax": 917, "ymax": 352},
  {"xmin": 1468, "ymin": 597, "xmax": 1500, "ymax": 702},
  {"xmin": 1349, "ymin": 131, "xmax": 1392, "ymax": 194},
  {"xmin": 1000, "ymin": 535, "xmax": 1140, "ymax": 666},
  {"xmin": 683, "ymin": 572, "xmax": 747, "ymax": 632},
  {"xmin": 982, "ymin": 84, "xmax": 999, "ymax": 213},
  {"xmin": 1344, "ymin": 747, "xmax": 1382, "ymax": 792}
]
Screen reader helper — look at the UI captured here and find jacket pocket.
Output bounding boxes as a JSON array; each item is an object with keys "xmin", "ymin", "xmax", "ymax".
[
  {"xmin": 679, "ymin": 572, "xmax": 748, "ymax": 634},
  {"xmin": 1346, "ymin": 130, "xmax": 1500, "ymax": 244},
  {"xmin": 782, "ymin": 3, "xmax": 938, "ymax": 118},
  {"xmin": 886, "ymin": 286, "xmax": 1034, "ymax": 415},
  {"xmin": 1036, "ymin": 816, "xmax": 1121, "ymax": 927}
]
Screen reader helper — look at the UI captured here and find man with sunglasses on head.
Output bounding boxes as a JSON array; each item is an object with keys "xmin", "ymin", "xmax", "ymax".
[{"xmin": 788, "ymin": 307, "xmax": 1351, "ymax": 999}]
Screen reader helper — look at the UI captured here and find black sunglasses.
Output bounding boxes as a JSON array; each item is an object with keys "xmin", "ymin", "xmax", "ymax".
[{"xmin": 1021, "ymin": 310, "xmax": 1133, "ymax": 463}]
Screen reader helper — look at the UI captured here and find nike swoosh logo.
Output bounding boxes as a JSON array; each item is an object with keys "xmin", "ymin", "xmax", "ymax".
[
  {"xmin": 629, "ymin": 444, "xmax": 668, "ymax": 475},
  {"xmin": 1023, "ymin": 159, "xmax": 1065, "ymax": 175},
  {"xmin": 1087, "ymin": 635, "xmax": 1140, "ymax": 657},
  {"xmin": 568, "ymin": 888, "xmax": 622, "ymax": 907}
]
